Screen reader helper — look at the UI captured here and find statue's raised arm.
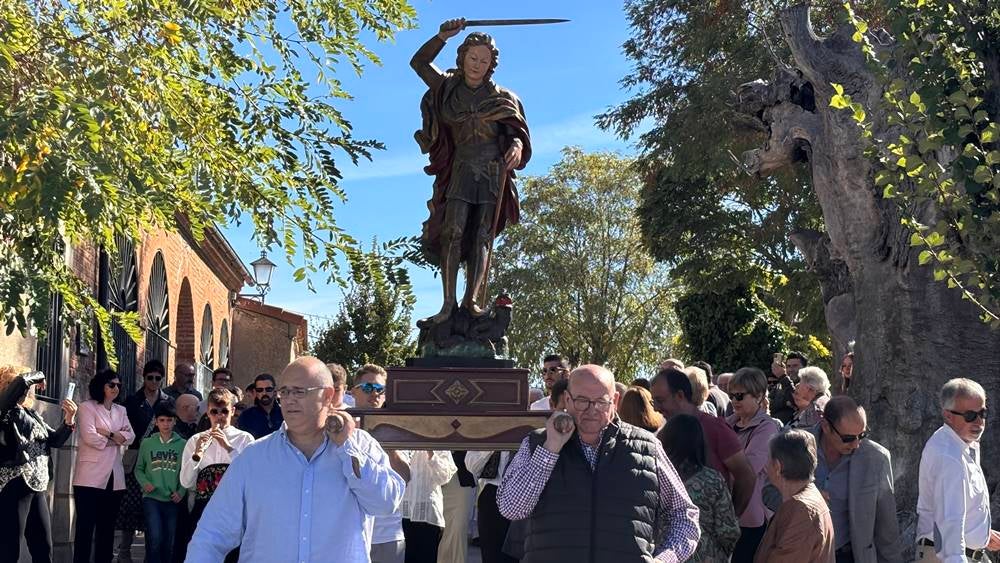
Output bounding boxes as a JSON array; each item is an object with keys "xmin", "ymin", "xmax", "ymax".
[{"xmin": 412, "ymin": 21, "xmax": 531, "ymax": 357}]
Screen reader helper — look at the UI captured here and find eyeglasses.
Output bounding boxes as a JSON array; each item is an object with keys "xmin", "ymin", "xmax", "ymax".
[
  {"xmin": 353, "ymin": 382, "xmax": 385, "ymax": 394},
  {"xmin": 145, "ymin": 375, "xmax": 163, "ymax": 381},
  {"xmin": 277, "ymin": 386, "xmax": 328, "ymax": 400},
  {"xmin": 542, "ymin": 366, "xmax": 566, "ymax": 374},
  {"xmin": 948, "ymin": 408, "xmax": 988, "ymax": 423},
  {"xmin": 209, "ymin": 408, "xmax": 230, "ymax": 416},
  {"xmin": 567, "ymin": 392, "xmax": 613, "ymax": 413},
  {"xmin": 829, "ymin": 421, "xmax": 869, "ymax": 444},
  {"xmin": 255, "ymin": 386, "xmax": 275, "ymax": 393},
  {"xmin": 106, "ymin": 382, "xmax": 121, "ymax": 389}
]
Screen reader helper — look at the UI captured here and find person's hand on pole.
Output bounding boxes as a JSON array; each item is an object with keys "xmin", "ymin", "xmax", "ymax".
[{"xmin": 437, "ymin": 18, "xmax": 466, "ymax": 41}]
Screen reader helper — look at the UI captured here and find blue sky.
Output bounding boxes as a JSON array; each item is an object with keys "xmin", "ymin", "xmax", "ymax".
[{"xmin": 222, "ymin": 0, "xmax": 640, "ymax": 328}]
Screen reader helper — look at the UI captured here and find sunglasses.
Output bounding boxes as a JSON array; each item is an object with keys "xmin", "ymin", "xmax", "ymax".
[
  {"xmin": 829, "ymin": 422, "xmax": 869, "ymax": 444},
  {"xmin": 729, "ymin": 392, "xmax": 751, "ymax": 401},
  {"xmin": 542, "ymin": 366, "xmax": 566, "ymax": 374},
  {"xmin": 106, "ymin": 382, "xmax": 121, "ymax": 388},
  {"xmin": 214, "ymin": 377, "xmax": 231, "ymax": 383},
  {"xmin": 209, "ymin": 408, "xmax": 230, "ymax": 416},
  {"xmin": 255, "ymin": 386, "xmax": 275, "ymax": 393},
  {"xmin": 949, "ymin": 408, "xmax": 988, "ymax": 423},
  {"xmin": 145, "ymin": 375, "xmax": 163, "ymax": 381},
  {"xmin": 354, "ymin": 382, "xmax": 385, "ymax": 394}
]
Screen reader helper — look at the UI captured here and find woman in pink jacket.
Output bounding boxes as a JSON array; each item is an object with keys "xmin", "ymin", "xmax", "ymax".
[{"xmin": 73, "ymin": 369, "xmax": 134, "ymax": 563}]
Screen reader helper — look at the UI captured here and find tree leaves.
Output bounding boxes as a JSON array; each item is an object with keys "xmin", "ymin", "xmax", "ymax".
[
  {"xmin": 492, "ymin": 149, "xmax": 678, "ymax": 380},
  {"xmin": 0, "ymin": 0, "xmax": 416, "ymax": 350}
]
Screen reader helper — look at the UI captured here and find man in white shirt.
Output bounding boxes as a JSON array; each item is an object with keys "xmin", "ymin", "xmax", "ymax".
[
  {"xmin": 529, "ymin": 354, "xmax": 569, "ymax": 411},
  {"xmin": 916, "ymin": 378, "xmax": 1000, "ymax": 562}
]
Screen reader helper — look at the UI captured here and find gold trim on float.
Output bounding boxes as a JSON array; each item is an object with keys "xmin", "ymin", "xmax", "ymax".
[
  {"xmin": 364, "ymin": 414, "xmax": 545, "ymax": 439},
  {"xmin": 467, "ymin": 379, "xmax": 523, "ymax": 405}
]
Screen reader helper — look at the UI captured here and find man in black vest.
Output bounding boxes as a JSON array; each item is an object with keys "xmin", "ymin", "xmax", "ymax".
[{"xmin": 497, "ymin": 365, "xmax": 701, "ymax": 562}]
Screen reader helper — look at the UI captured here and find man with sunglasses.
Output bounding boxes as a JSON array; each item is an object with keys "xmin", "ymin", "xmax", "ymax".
[
  {"xmin": 178, "ymin": 388, "xmax": 255, "ymax": 559},
  {"xmin": 164, "ymin": 361, "xmax": 203, "ymax": 402},
  {"xmin": 916, "ymin": 378, "xmax": 999, "ymax": 563},
  {"xmin": 237, "ymin": 373, "xmax": 283, "ymax": 439},
  {"xmin": 763, "ymin": 396, "xmax": 902, "ymax": 563},
  {"xmin": 529, "ymin": 354, "xmax": 569, "ymax": 411}
]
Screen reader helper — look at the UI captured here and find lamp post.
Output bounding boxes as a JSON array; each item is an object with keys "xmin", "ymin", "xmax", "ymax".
[{"xmin": 240, "ymin": 251, "xmax": 276, "ymax": 303}]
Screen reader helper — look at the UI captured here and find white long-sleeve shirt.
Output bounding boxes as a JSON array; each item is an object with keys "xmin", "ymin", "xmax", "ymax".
[
  {"xmin": 179, "ymin": 425, "xmax": 255, "ymax": 490},
  {"xmin": 398, "ymin": 450, "xmax": 456, "ymax": 527},
  {"xmin": 186, "ymin": 425, "xmax": 404, "ymax": 563},
  {"xmin": 465, "ymin": 450, "xmax": 511, "ymax": 491},
  {"xmin": 916, "ymin": 424, "xmax": 991, "ymax": 562}
]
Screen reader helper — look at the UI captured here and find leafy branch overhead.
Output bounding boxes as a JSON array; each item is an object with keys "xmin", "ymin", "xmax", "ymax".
[
  {"xmin": 0, "ymin": 0, "xmax": 415, "ymax": 345},
  {"xmin": 833, "ymin": 1, "xmax": 1000, "ymax": 325}
]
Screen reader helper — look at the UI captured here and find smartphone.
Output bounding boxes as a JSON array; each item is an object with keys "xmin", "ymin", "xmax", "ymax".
[{"xmin": 65, "ymin": 381, "xmax": 76, "ymax": 401}]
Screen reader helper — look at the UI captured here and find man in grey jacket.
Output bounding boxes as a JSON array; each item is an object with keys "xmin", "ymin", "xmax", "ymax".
[{"xmin": 764, "ymin": 396, "xmax": 902, "ymax": 563}]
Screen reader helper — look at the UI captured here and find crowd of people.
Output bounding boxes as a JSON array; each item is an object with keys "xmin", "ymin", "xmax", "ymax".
[{"xmin": 0, "ymin": 349, "xmax": 995, "ymax": 563}]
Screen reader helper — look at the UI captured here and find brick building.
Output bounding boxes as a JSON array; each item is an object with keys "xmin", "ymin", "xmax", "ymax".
[{"xmin": 1, "ymin": 221, "xmax": 306, "ymax": 562}]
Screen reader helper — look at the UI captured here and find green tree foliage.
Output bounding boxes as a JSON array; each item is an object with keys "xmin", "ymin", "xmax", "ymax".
[
  {"xmin": 492, "ymin": 148, "xmax": 677, "ymax": 381},
  {"xmin": 0, "ymin": 0, "xmax": 415, "ymax": 347},
  {"xmin": 598, "ymin": 0, "xmax": 884, "ymax": 349},
  {"xmin": 311, "ymin": 240, "xmax": 416, "ymax": 372},
  {"xmin": 674, "ymin": 283, "xmax": 786, "ymax": 372},
  {"xmin": 837, "ymin": 1, "xmax": 1000, "ymax": 325}
]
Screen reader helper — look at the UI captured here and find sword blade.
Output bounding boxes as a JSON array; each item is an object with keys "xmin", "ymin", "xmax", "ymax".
[{"xmin": 464, "ymin": 18, "xmax": 570, "ymax": 27}]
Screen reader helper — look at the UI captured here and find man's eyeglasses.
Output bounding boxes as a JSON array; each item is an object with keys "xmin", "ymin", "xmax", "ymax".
[
  {"xmin": 105, "ymin": 382, "xmax": 121, "ymax": 389},
  {"xmin": 829, "ymin": 421, "xmax": 869, "ymax": 444},
  {"xmin": 277, "ymin": 386, "xmax": 328, "ymax": 400},
  {"xmin": 353, "ymin": 382, "xmax": 385, "ymax": 395},
  {"xmin": 567, "ymin": 392, "xmax": 613, "ymax": 413},
  {"xmin": 255, "ymin": 386, "xmax": 275, "ymax": 393},
  {"xmin": 209, "ymin": 408, "xmax": 230, "ymax": 416},
  {"xmin": 542, "ymin": 366, "xmax": 566, "ymax": 374},
  {"xmin": 948, "ymin": 408, "xmax": 988, "ymax": 423},
  {"xmin": 145, "ymin": 375, "xmax": 163, "ymax": 382}
]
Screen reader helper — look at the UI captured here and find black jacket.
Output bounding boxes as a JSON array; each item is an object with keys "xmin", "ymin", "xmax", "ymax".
[{"xmin": 0, "ymin": 372, "xmax": 74, "ymax": 475}]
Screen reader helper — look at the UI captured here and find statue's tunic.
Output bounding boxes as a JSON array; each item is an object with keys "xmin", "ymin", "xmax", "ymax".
[{"xmin": 412, "ymin": 36, "xmax": 531, "ymax": 267}]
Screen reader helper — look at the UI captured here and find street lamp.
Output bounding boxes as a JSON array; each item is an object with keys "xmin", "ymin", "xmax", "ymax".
[{"xmin": 240, "ymin": 251, "xmax": 276, "ymax": 303}]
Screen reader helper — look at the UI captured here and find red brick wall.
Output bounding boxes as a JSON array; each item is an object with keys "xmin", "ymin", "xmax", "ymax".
[
  {"xmin": 136, "ymin": 230, "xmax": 235, "ymax": 385},
  {"xmin": 67, "ymin": 242, "xmax": 99, "ymax": 386}
]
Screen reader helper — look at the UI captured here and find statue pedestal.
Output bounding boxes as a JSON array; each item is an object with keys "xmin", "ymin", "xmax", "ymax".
[{"xmin": 353, "ymin": 366, "xmax": 548, "ymax": 450}]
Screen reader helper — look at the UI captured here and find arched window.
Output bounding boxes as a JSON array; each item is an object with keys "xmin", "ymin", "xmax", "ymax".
[
  {"xmin": 144, "ymin": 252, "xmax": 169, "ymax": 363},
  {"xmin": 200, "ymin": 305, "xmax": 214, "ymax": 369},
  {"xmin": 101, "ymin": 235, "xmax": 139, "ymax": 391},
  {"xmin": 218, "ymin": 319, "xmax": 230, "ymax": 369}
]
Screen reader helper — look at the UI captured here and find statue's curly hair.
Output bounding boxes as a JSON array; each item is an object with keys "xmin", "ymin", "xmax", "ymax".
[{"xmin": 455, "ymin": 32, "xmax": 500, "ymax": 81}]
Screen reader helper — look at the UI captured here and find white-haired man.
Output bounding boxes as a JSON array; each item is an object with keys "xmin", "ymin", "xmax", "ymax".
[{"xmin": 915, "ymin": 378, "xmax": 1000, "ymax": 562}]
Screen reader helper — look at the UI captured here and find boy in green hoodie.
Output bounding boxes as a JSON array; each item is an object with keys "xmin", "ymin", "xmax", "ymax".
[{"xmin": 135, "ymin": 403, "xmax": 187, "ymax": 563}]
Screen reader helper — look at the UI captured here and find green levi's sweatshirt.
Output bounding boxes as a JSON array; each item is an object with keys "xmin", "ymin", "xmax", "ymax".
[{"xmin": 135, "ymin": 432, "xmax": 187, "ymax": 502}]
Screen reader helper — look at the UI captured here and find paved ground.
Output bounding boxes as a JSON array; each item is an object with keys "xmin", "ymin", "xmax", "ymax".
[{"xmin": 115, "ymin": 532, "xmax": 484, "ymax": 563}]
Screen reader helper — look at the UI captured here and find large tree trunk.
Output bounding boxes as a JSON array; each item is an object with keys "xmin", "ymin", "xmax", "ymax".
[{"xmin": 737, "ymin": 3, "xmax": 1000, "ymax": 538}]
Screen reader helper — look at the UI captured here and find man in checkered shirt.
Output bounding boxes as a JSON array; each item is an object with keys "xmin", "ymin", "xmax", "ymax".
[{"xmin": 497, "ymin": 365, "xmax": 700, "ymax": 562}]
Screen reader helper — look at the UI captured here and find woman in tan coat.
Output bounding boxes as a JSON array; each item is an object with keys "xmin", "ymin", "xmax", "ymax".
[{"xmin": 754, "ymin": 429, "xmax": 834, "ymax": 563}]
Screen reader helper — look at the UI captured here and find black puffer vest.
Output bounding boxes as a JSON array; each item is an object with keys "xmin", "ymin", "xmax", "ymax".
[{"xmin": 524, "ymin": 420, "xmax": 660, "ymax": 563}]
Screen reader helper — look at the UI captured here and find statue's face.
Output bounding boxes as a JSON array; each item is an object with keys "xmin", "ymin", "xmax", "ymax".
[{"xmin": 462, "ymin": 44, "xmax": 493, "ymax": 84}]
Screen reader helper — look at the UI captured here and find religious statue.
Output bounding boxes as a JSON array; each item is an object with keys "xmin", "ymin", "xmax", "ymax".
[{"xmin": 412, "ymin": 18, "xmax": 532, "ymax": 330}]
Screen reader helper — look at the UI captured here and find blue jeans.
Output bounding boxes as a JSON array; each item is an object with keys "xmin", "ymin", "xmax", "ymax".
[{"xmin": 141, "ymin": 497, "xmax": 178, "ymax": 563}]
